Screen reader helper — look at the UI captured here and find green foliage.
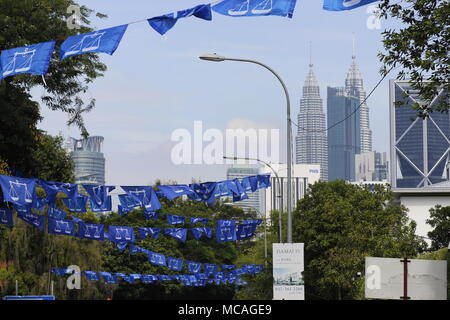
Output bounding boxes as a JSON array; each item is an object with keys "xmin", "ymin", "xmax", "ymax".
[
  {"xmin": 293, "ymin": 180, "xmax": 427, "ymax": 300},
  {"xmin": 378, "ymin": 0, "xmax": 449, "ymax": 115},
  {"xmin": 426, "ymin": 205, "xmax": 450, "ymax": 251}
]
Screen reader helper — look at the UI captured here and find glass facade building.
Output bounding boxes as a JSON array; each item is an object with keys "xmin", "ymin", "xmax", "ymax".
[
  {"xmin": 66, "ymin": 136, "xmax": 105, "ymax": 185},
  {"xmin": 390, "ymin": 80, "xmax": 449, "ymax": 188},
  {"xmin": 327, "ymin": 87, "xmax": 361, "ymax": 181},
  {"xmin": 226, "ymin": 164, "xmax": 262, "ymax": 214}
]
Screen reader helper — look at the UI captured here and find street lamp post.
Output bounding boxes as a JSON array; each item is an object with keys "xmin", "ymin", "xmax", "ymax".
[
  {"xmin": 200, "ymin": 53, "xmax": 293, "ymax": 243},
  {"xmin": 223, "ymin": 155, "xmax": 283, "ymax": 243}
]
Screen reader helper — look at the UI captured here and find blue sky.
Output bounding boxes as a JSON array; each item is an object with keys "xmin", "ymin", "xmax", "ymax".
[{"xmin": 33, "ymin": 0, "xmax": 400, "ymax": 185}]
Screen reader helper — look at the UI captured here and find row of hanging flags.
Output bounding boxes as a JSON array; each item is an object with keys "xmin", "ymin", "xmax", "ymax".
[
  {"xmin": 0, "ymin": 0, "xmax": 379, "ymax": 81},
  {"xmin": 51, "ymin": 264, "xmax": 264, "ymax": 287}
]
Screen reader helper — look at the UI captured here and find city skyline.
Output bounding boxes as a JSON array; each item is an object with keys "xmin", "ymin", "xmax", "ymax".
[{"xmin": 33, "ymin": 0, "xmax": 400, "ymax": 186}]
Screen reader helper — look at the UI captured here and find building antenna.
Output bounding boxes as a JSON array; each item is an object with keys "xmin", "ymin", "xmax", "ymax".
[
  {"xmin": 309, "ymin": 41, "xmax": 313, "ymax": 68},
  {"xmin": 352, "ymin": 33, "xmax": 356, "ymax": 60}
]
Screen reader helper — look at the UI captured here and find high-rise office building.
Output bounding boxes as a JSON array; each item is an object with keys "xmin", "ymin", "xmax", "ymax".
[
  {"xmin": 66, "ymin": 136, "xmax": 106, "ymax": 185},
  {"xmin": 346, "ymin": 38, "xmax": 372, "ymax": 153},
  {"xmin": 226, "ymin": 164, "xmax": 262, "ymax": 213},
  {"xmin": 327, "ymin": 87, "xmax": 361, "ymax": 181},
  {"xmin": 390, "ymin": 80, "xmax": 449, "ymax": 188},
  {"xmin": 295, "ymin": 59, "xmax": 328, "ymax": 181},
  {"xmin": 355, "ymin": 151, "xmax": 389, "ymax": 182}
]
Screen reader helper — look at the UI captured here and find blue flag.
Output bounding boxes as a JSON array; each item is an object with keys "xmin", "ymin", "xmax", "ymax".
[
  {"xmin": 70, "ymin": 215, "xmax": 83, "ymax": 223},
  {"xmin": 222, "ymin": 265, "xmax": 236, "ymax": 271},
  {"xmin": 18, "ymin": 211, "xmax": 44, "ymax": 231},
  {"xmin": 52, "ymin": 268, "xmax": 70, "ymax": 276},
  {"xmin": 0, "ymin": 208, "xmax": 13, "ymax": 226},
  {"xmin": 60, "ymin": 25, "xmax": 128, "ymax": 60},
  {"xmin": 191, "ymin": 227, "xmax": 213, "ymax": 240},
  {"xmin": 13, "ymin": 204, "xmax": 31, "ymax": 215},
  {"xmin": 114, "ymin": 241, "xmax": 129, "ymax": 252},
  {"xmin": 118, "ymin": 193, "xmax": 141, "ymax": 210},
  {"xmin": 78, "ymin": 221, "xmax": 104, "ymax": 240},
  {"xmin": 148, "ymin": 4, "xmax": 212, "ymax": 36},
  {"xmin": 39, "ymin": 180, "xmax": 78, "ymax": 204},
  {"xmin": 167, "ymin": 257, "xmax": 184, "ymax": 272},
  {"xmin": 0, "ymin": 41, "xmax": 55, "ymax": 79},
  {"xmin": 99, "ymin": 272, "xmax": 118, "ymax": 284},
  {"xmin": 187, "ymin": 261, "xmax": 203, "ymax": 274},
  {"xmin": 121, "ymin": 186, "xmax": 161, "ymax": 211},
  {"xmin": 0, "ymin": 175, "xmax": 36, "ymax": 206},
  {"xmin": 212, "ymin": 0, "xmax": 297, "ymax": 18},
  {"xmin": 62, "ymin": 195, "xmax": 87, "ymax": 213},
  {"xmin": 167, "ymin": 214, "xmax": 185, "ymax": 225},
  {"xmin": 47, "ymin": 205, "xmax": 67, "ymax": 220},
  {"xmin": 241, "ymin": 176, "xmax": 258, "ymax": 192},
  {"xmin": 138, "ymin": 227, "xmax": 160, "ymax": 240},
  {"xmin": 90, "ymin": 195, "xmax": 112, "ymax": 212},
  {"xmin": 142, "ymin": 274, "xmax": 158, "ymax": 284},
  {"xmin": 227, "ymin": 179, "xmax": 249, "ymax": 202},
  {"xmin": 157, "ymin": 184, "xmax": 195, "ymax": 200},
  {"xmin": 164, "ymin": 228, "xmax": 188, "ymax": 243},
  {"xmin": 84, "ymin": 271, "xmax": 100, "ymax": 281},
  {"xmin": 143, "ymin": 210, "xmax": 160, "ymax": 221},
  {"xmin": 204, "ymin": 263, "xmax": 218, "ymax": 275},
  {"xmin": 148, "ymin": 251, "xmax": 167, "ymax": 267},
  {"xmin": 108, "ymin": 225, "xmax": 135, "ymax": 243},
  {"xmin": 216, "ymin": 220, "xmax": 237, "ymax": 242},
  {"xmin": 257, "ymin": 174, "xmax": 271, "ymax": 189},
  {"xmin": 323, "ymin": 0, "xmax": 378, "ymax": 11},
  {"xmin": 48, "ymin": 218, "xmax": 76, "ymax": 236},
  {"xmin": 118, "ymin": 205, "xmax": 130, "ymax": 216},
  {"xmin": 158, "ymin": 275, "xmax": 173, "ymax": 281},
  {"xmin": 83, "ymin": 185, "xmax": 115, "ymax": 207},
  {"xmin": 236, "ymin": 220, "xmax": 261, "ymax": 240},
  {"xmin": 32, "ymin": 197, "xmax": 48, "ymax": 212},
  {"xmin": 190, "ymin": 217, "xmax": 209, "ymax": 225}
]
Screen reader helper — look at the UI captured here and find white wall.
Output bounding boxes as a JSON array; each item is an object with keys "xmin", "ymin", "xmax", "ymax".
[{"xmin": 400, "ymin": 195, "xmax": 450, "ymax": 242}]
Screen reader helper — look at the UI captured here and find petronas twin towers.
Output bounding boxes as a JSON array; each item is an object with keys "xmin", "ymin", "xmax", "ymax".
[{"xmin": 295, "ymin": 42, "xmax": 372, "ymax": 181}]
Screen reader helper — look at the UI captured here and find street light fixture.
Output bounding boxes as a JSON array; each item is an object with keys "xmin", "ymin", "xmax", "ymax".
[
  {"xmin": 200, "ymin": 53, "xmax": 293, "ymax": 243},
  {"xmin": 223, "ymin": 155, "xmax": 283, "ymax": 243}
]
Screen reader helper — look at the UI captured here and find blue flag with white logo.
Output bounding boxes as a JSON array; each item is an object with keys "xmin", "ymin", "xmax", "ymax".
[
  {"xmin": 164, "ymin": 228, "xmax": 188, "ymax": 243},
  {"xmin": 47, "ymin": 205, "xmax": 67, "ymax": 220},
  {"xmin": 0, "ymin": 41, "xmax": 55, "ymax": 79},
  {"xmin": 108, "ymin": 225, "xmax": 135, "ymax": 243},
  {"xmin": 236, "ymin": 220, "xmax": 261, "ymax": 240},
  {"xmin": 0, "ymin": 208, "xmax": 13, "ymax": 226},
  {"xmin": 138, "ymin": 227, "xmax": 160, "ymax": 240},
  {"xmin": 60, "ymin": 25, "xmax": 128, "ymax": 60},
  {"xmin": 241, "ymin": 176, "xmax": 258, "ymax": 192},
  {"xmin": 191, "ymin": 227, "xmax": 213, "ymax": 240},
  {"xmin": 118, "ymin": 193, "xmax": 141, "ymax": 210},
  {"xmin": 0, "ymin": 175, "xmax": 36, "ymax": 206},
  {"xmin": 148, "ymin": 4, "xmax": 212, "ymax": 36},
  {"xmin": 142, "ymin": 274, "xmax": 158, "ymax": 283},
  {"xmin": 13, "ymin": 204, "xmax": 31, "ymax": 215},
  {"xmin": 32, "ymin": 197, "xmax": 48, "ymax": 212},
  {"xmin": 190, "ymin": 217, "xmax": 209, "ymax": 225},
  {"xmin": 18, "ymin": 211, "xmax": 44, "ymax": 231},
  {"xmin": 216, "ymin": 220, "xmax": 237, "ymax": 242},
  {"xmin": 212, "ymin": 0, "xmax": 297, "ymax": 18},
  {"xmin": 187, "ymin": 261, "xmax": 203, "ymax": 274},
  {"xmin": 144, "ymin": 210, "xmax": 160, "ymax": 221},
  {"xmin": 148, "ymin": 251, "xmax": 167, "ymax": 267},
  {"xmin": 39, "ymin": 180, "xmax": 78, "ymax": 204},
  {"xmin": 157, "ymin": 184, "xmax": 196, "ymax": 200},
  {"xmin": 84, "ymin": 271, "xmax": 100, "ymax": 281},
  {"xmin": 118, "ymin": 205, "xmax": 130, "ymax": 216},
  {"xmin": 90, "ymin": 195, "xmax": 112, "ymax": 213},
  {"xmin": 121, "ymin": 186, "xmax": 161, "ymax": 211},
  {"xmin": 323, "ymin": 0, "xmax": 378, "ymax": 11},
  {"xmin": 100, "ymin": 272, "xmax": 118, "ymax": 284},
  {"xmin": 167, "ymin": 257, "xmax": 184, "ymax": 272},
  {"xmin": 257, "ymin": 174, "xmax": 271, "ymax": 189},
  {"xmin": 48, "ymin": 218, "xmax": 76, "ymax": 237},
  {"xmin": 83, "ymin": 185, "xmax": 115, "ymax": 207},
  {"xmin": 167, "ymin": 214, "xmax": 185, "ymax": 225},
  {"xmin": 63, "ymin": 194, "xmax": 87, "ymax": 213},
  {"xmin": 204, "ymin": 263, "xmax": 218, "ymax": 275},
  {"xmin": 78, "ymin": 221, "xmax": 104, "ymax": 240}
]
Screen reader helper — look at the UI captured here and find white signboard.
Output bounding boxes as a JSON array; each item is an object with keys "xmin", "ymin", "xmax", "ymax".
[
  {"xmin": 365, "ymin": 257, "xmax": 447, "ymax": 300},
  {"xmin": 273, "ymin": 243, "xmax": 304, "ymax": 300}
]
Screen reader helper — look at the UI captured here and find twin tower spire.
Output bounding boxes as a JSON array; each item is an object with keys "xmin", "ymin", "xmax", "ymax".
[{"xmin": 295, "ymin": 37, "xmax": 372, "ymax": 181}]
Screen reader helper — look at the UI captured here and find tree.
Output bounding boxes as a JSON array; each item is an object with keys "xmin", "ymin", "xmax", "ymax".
[
  {"xmin": 0, "ymin": 0, "xmax": 107, "ymax": 177},
  {"xmin": 377, "ymin": 0, "xmax": 449, "ymax": 116},
  {"xmin": 426, "ymin": 205, "xmax": 450, "ymax": 251},
  {"xmin": 292, "ymin": 180, "xmax": 426, "ymax": 300}
]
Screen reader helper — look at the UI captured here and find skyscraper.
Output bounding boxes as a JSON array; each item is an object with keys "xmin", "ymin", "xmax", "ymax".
[
  {"xmin": 345, "ymin": 38, "xmax": 372, "ymax": 153},
  {"xmin": 295, "ymin": 56, "xmax": 328, "ymax": 181},
  {"xmin": 66, "ymin": 136, "xmax": 106, "ymax": 185},
  {"xmin": 226, "ymin": 164, "xmax": 262, "ymax": 213},
  {"xmin": 327, "ymin": 87, "xmax": 361, "ymax": 181}
]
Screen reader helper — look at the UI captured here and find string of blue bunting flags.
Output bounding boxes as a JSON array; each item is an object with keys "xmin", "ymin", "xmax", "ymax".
[
  {"xmin": 51, "ymin": 263, "xmax": 265, "ymax": 286},
  {"xmin": 0, "ymin": 0, "xmax": 379, "ymax": 81}
]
